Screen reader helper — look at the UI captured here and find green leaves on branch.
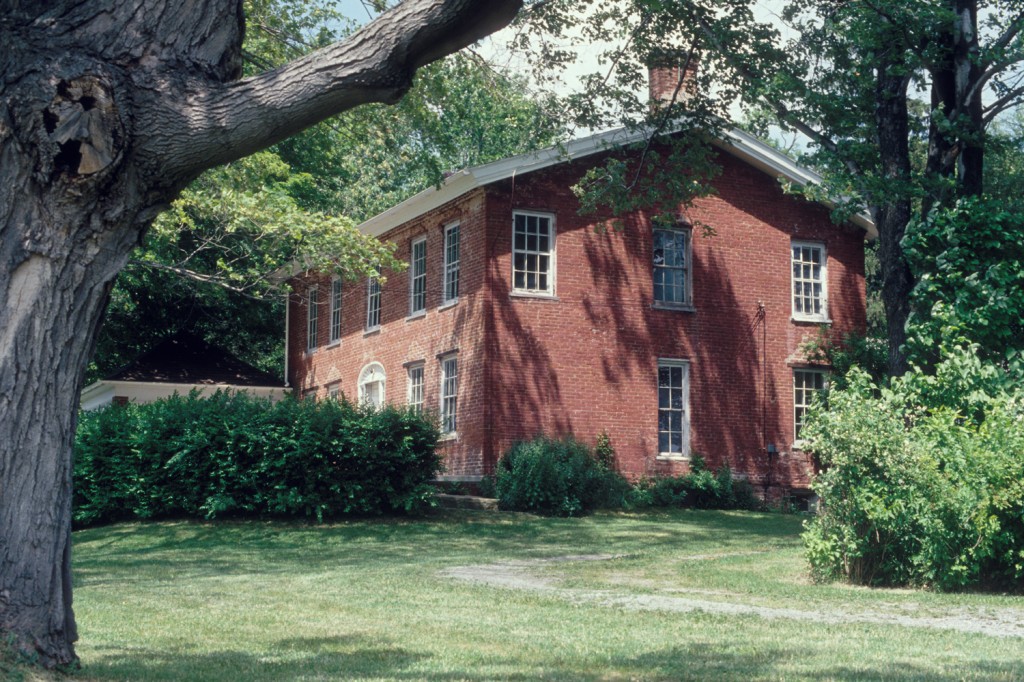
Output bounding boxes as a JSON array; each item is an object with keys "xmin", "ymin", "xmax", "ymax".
[
  {"xmin": 146, "ymin": 150, "xmax": 402, "ymax": 298},
  {"xmin": 903, "ymin": 197, "xmax": 1024, "ymax": 368}
]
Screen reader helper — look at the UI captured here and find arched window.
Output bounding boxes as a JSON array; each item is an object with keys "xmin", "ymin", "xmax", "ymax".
[{"xmin": 358, "ymin": 362, "xmax": 386, "ymax": 408}]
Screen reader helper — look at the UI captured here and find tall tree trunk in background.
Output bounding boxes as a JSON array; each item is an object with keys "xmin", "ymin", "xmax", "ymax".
[
  {"xmin": 925, "ymin": 0, "xmax": 986, "ymax": 212},
  {"xmin": 873, "ymin": 58, "xmax": 915, "ymax": 376},
  {"xmin": 0, "ymin": 0, "xmax": 521, "ymax": 667}
]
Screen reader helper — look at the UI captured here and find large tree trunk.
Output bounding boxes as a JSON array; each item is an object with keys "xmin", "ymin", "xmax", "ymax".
[
  {"xmin": 873, "ymin": 57, "xmax": 915, "ymax": 376},
  {"xmin": 0, "ymin": 0, "xmax": 521, "ymax": 667}
]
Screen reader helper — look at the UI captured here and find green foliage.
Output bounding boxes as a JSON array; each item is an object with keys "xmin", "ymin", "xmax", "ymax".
[
  {"xmin": 803, "ymin": 354, "xmax": 1024, "ymax": 590},
  {"xmin": 74, "ymin": 391, "xmax": 441, "ymax": 526},
  {"xmin": 802, "ymin": 329, "xmax": 889, "ymax": 390},
  {"xmin": 494, "ymin": 436, "xmax": 629, "ymax": 516},
  {"xmin": 630, "ymin": 455, "xmax": 758, "ymax": 511},
  {"xmin": 904, "ymin": 197, "xmax": 1024, "ymax": 368},
  {"xmin": 594, "ymin": 431, "xmax": 616, "ymax": 470},
  {"xmin": 92, "ymin": 3, "xmax": 562, "ymax": 382}
]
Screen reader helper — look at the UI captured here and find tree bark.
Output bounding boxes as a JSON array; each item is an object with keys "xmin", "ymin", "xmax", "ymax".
[
  {"xmin": 872, "ymin": 56, "xmax": 915, "ymax": 376},
  {"xmin": 0, "ymin": 0, "xmax": 521, "ymax": 667}
]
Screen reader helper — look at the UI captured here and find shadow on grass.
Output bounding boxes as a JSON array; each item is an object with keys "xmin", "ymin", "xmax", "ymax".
[
  {"xmin": 622, "ymin": 644, "xmax": 1024, "ymax": 682},
  {"xmin": 83, "ymin": 635, "xmax": 424, "ymax": 682},
  {"xmin": 73, "ymin": 510, "xmax": 804, "ymax": 578},
  {"xmin": 82, "ymin": 638, "xmax": 1023, "ymax": 681}
]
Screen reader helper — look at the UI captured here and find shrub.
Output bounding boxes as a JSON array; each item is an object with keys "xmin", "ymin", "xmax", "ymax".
[
  {"xmin": 803, "ymin": 356, "xmax": 1024, "ymax": 590},
  {"xmin": 74, "ymin": 391, "xmax": 441, "ymax": 526},
  {"xmin": 494, "ymin": 436, "xmax": 629, "ymax": 516},
  {"xmin": 630, "ymin": 455, "xmax": 758, "ymax": 511}
]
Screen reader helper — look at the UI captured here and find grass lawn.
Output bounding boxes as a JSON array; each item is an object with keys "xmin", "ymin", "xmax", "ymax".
[{"xmin": 61, "ymin": 509, "xmax": 1024, "ymax": 681}]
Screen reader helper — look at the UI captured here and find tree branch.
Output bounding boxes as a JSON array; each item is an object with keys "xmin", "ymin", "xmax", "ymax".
[
  {"xmin": 127, "ymin": 259, "xmax": 270, "ymax": 299},
  {"xmin": 155, "ymin": 0, "xmax": 522, "ymax": 179},
  {"xmin": 982, "ymin": 82, "xmax": 1024, "ymax": 123},
  {"xmin": 685, "ymin": 7, "xmax": 864, "ymax": 181}
]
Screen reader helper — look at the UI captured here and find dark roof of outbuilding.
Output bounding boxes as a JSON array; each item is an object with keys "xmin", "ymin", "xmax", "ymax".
[{"xmin": 104, "ymin": 331, "xmax": 284, "ymax": 387}]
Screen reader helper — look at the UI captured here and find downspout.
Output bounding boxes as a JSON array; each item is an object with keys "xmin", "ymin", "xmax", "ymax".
[{"xmin": 283, "ymin": 291, "xmax": 291, "ymax": 389}]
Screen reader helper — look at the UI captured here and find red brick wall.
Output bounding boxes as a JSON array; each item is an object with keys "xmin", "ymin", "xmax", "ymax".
[
  {"xmin": 289, "ymin": 146, "xmax": 867, "ymax": 491},
  {"xmin": 482, "ymin": 149, "xmax": 865, "ymax": 489},
  {"xmin": 287, "ymin": 189, "xmax": 492, "ymax": 477}
]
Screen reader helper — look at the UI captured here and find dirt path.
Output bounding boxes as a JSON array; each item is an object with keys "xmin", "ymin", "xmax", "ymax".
[{"xmin": 440, "ymin": 555, "xmax": 1024, "ymax": 638}]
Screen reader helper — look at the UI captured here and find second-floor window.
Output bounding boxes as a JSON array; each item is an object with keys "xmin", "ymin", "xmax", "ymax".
[
  {"xmin": 443, "ymin": 223, "xmax": 460, "ymax": 305},
  {"xmin": 791, "ymin": 241, "xmax": 827, "ymax": 321},
  {"xmin": 512, "ymin": 211, "xmax": 555, "ymax": 295},
  {"xmin": 410, "ymin": 237, "xmax": 427, "ymax": 315},
  {"xmin": 653, "ymin": 226, "xmax": 691, "ymax": 306},
  {"xmin": 306, "ymin": 286, "xmax": 318, "ymax": 351},
  {"xmin": 366, "ymin": 277, "xmax": 381, "ymax": 331},
  {"xmin": 329, "ymin": 278, "xmax": 342, "ymax": 343}
]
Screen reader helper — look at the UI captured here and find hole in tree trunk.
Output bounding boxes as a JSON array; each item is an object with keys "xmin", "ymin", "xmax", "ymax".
[
  {"xmin": 54, "ymin": 140, "xmax": 82, "ymax": 176},
  {"xmin": 43, "ymin": 109, "xmax": 59, "ymax": 133}
]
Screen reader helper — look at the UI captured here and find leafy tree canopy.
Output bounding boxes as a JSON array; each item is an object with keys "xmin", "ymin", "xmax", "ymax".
[
  {"xmin": 513, "ymin": 0, "xmax": 1024, "ymax": 374},
  {"xmin": 91, "ymin": 0, "xmax": 561, "ymax": 381}
]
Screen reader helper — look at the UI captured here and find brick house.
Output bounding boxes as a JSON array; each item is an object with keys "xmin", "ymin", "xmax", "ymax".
[{"xmin": 285, "ymin": 112, "xmax": 873, "ymax": 496}]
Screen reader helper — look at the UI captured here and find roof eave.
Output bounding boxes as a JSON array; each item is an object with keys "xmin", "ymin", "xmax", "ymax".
[{"xmin": 355, "ymin": 124, "xmax": 877, "ymax": 241}]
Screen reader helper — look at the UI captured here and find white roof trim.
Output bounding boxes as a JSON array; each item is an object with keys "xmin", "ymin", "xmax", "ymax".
[
  {"xmin": 357, "ymin": 125, "xmax": 877, "ymax": 240},
  {"xmin": 82, "ymin": 380, "xmax": 286, "ymax": 394}
]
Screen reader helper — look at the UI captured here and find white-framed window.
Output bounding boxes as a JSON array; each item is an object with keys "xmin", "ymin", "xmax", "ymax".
[
  {"xmin": 653, "ymin": 225, "xmax": 692, "ymax": 306},
  {"xmin": 410, "ymin": 236, "xmax": 427, "ymax": 315},
  {"xmin": 443, "ymin": 223, "xmax": 460, "ymax": 305},
  {"xmin": 793, "ymin": 368, "xmax": 828, "ymax": 443},
  {"xmin": 326, "ymin": 382, "xmax": 341, "ymax": 400},
  {"xmin": 440, "ymin": 354, "xmax": 458, "ymax": 434},
  {"xmin": 306, "ymin": 285, "xmax": 319, "ymax": 351},
  {"xmin": 512, "ymin": 211, "xmax": 555, "ymax": 295},
  {"xmin": 791, "ymin": 241, "xmax": 828, "ymax": 321},
  {"xmin": 407, "ymin": 363, "xmax": 424, "ymax": 415},
  {"xmin": 358, "ymin": 362, "xmax": 386, "ymax": 408},
  {"xmin": 366, "ymin": 276, "xmax": 381, "ymax": 331},
  {"xmin": 329, "ymin": 278, "xmax": 342, "ymax": 343},
  {"xmin": 657, "ymin": 359, "xmax": 690, "ymax": 457},
  {"xmin": 302, "ymin": 388, "xmax": 317, "ymax": 401}
]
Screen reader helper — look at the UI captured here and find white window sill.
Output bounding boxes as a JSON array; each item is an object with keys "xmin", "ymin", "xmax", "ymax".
[
  {"xmin": 656, "ymin": 453, "xmax": 691, "ymax": 462},
  {"xmin": 406, "ymin": 310, "xmax": 427, "ymax": 321},
  {"xmin": 325, "ymin": 340, "xmax": 341, "ymax": 349},
  {"xmin": 363, "ymin": 327, "xmax": 380, "ymax": 337},
  {"xmin": 510, "ymin": 291, "xmax": 559, "ymax": 301},
  {"xmin": 652, "ymin": 302, "xmax": 696, "ymax": 313},
  {"xmin": 791, "ymin": 316, "xmax": 832, "ymax": 325},
  {"xmin": 438, "ymin": 299, "xmax": 458, "ymax": 311},
  {"xmin": 438, "ymin": 432, "xmax": 458, "ymax": 442},
  {"xmin": 791, "ymin": 440, "xmax": 808, "ymax": 451},
  {"xmin": 305, "ymin": 347, "xmax": 317, "ymax": 356}
]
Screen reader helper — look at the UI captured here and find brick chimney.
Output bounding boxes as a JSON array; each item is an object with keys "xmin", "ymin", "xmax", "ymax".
[{"xmin": 647, "ymin": 49, "xmax": 700, "ymax": 107}]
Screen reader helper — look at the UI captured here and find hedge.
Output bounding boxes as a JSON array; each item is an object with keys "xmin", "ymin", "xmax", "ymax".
[{"xmin": 74, "ymin": 391, "xmax": 441, "ymax": 526}]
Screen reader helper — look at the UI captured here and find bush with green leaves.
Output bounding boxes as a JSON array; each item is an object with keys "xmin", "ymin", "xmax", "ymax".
[
  {"xmin": 74, "ymin": 391, "xmax": 441, "ymax": 526},
  {"xmin": 630, "ymin": 455, "xmax": 758, "ymax": 510},
  {"xmin": 803, "ymin": 351, "xmax": 1024, "ymax": 590},
  {"xmin": 494, "ymin": 436, "xmax": 629, "ymax": 516}
]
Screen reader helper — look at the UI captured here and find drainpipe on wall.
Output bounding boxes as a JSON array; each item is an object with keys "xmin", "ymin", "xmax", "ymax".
[{"xmin": 283, "ymin": 290, "xmax": 290, "ymax": 389}]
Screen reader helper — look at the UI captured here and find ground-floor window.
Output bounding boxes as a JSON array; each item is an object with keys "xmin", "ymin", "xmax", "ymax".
[
  {"xmin": 407, "ymin": 363, "xmax": 424, "ymax": 415},
  {"xmin": 358, "ymin": 362, "xmax": 386, "ymax": 408},
  {"xmin": 658, "ymin": 359, "xmax": 689, "ymax": 457},
  {"xmin": 440, "ymin": 354, "xmax": 458, "ymax": 434},
  {"xmin": 793, "ymin": 368, "xmax": 828, "ymax": 442}
]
